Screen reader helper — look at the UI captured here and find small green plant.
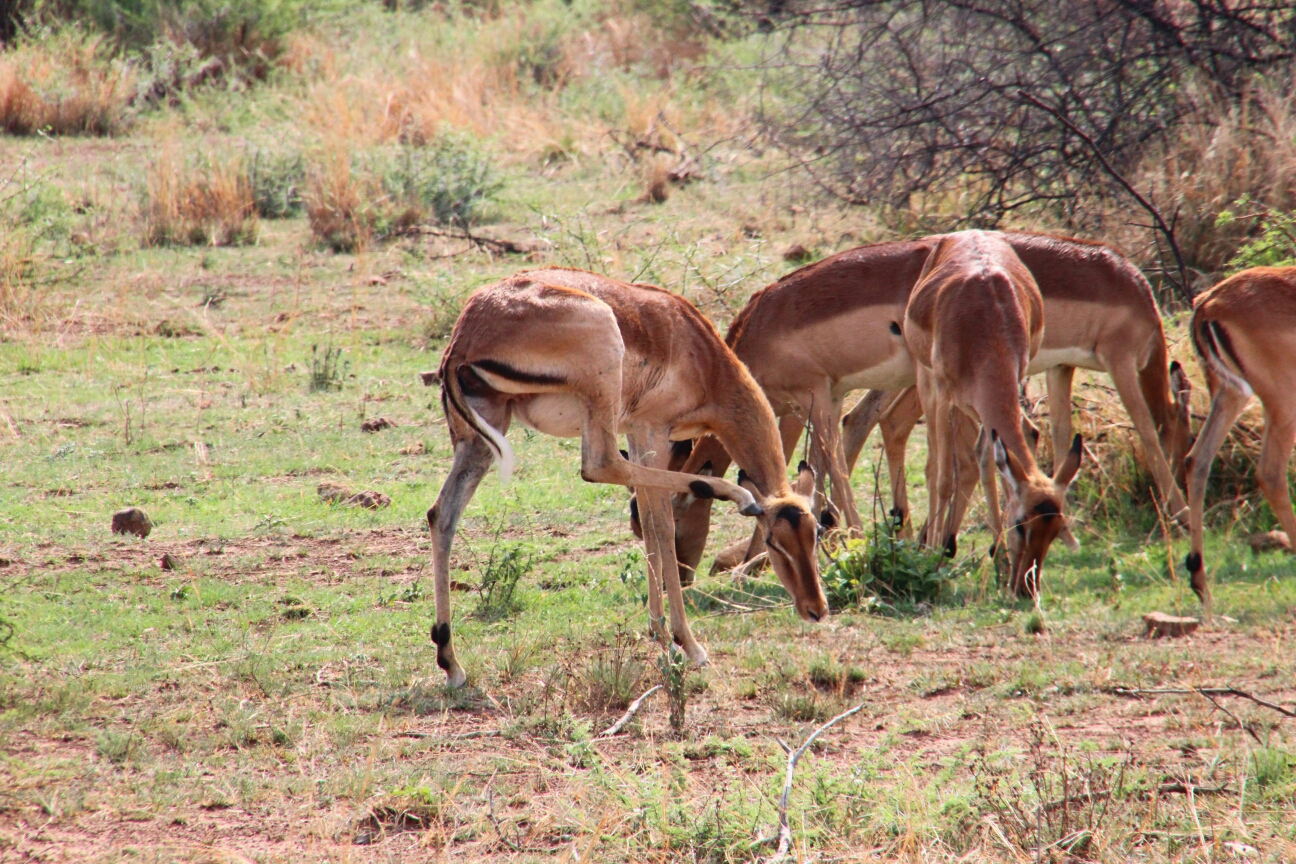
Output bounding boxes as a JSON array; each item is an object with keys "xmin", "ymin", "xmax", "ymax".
[
  {"xmin": 1023, "ymin": 609, "xmax": 1047, "ymax": 635},
  {"xmin": 308, "ymin": 344, "xmax": 347, "ymax": 392},
  {"xmin": 1252, "ymin": 747, "xmax": 1293, "ymax": 789},
  {"xmin": 496, "ymin": 639, "xmax": 536, "ymax": 684},
  {"xmin": 95, "ymin": 728, "xmax": 134, "ymax": 764},
  {"xmin": 772, "ymin": 692, "xmax": 827, "ymax": 722},
  {"xmin": 581, "ymin": 634, "xmax": 645, "ymax": 713},
  {"xmin": 658, "ymin": 645, "xmax": 689, "ymax": 736},
  {"xmin": 473, "ymin": 543, "xmax": 531, "ymax": 622}
]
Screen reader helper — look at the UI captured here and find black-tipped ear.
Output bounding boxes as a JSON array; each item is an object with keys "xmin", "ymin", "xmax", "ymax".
[
  {"xmin": 797, "ymin": 460, "xmax": 811, "ymax": 473},
  {"xmin": 736, "ymin": 469, "xmax": 748, "ymax": 485},
  {"xmin": 1170, "ymin": 360, "xmax": 1182, "ymax": 373},
  {"xmin": 818, "ymin": 508, "xmax": 837, "ymax": 530},
  {"xmin": 1054, "ymin": 434, "xmax": 1083, "ymax": 487}
]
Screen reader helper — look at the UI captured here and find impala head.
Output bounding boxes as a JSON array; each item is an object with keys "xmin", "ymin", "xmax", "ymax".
[
  {"xmin": 739, "ymin": 462, "xmax": 829, "ymax": 622},
  {"xmin": 994, "ymin": 431, "xmax": 1083, "ymax": 599},
  {"xmin": 1165, "ymin": 360, "xmax": 1194, "ymax": 488}
]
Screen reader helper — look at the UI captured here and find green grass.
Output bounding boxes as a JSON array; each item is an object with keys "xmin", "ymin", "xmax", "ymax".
[{"xmin": 1, "ymin": 3, "xmax": 1295, "ymax": 860}]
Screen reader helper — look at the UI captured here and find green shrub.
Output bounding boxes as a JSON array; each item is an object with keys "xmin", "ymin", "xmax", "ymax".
[
  {"xmin": 381, "ymin": 137, "xmax": 502, "ymax": 229},
  {"xmin": 821, "ymin": 519, "xmax": 971, "ymax": 610},
  {"xmin": 473, "ymin": 543, "xmax": 530, "ymax": 622},
  {"xmin": 1218, "ymin": 199, "xmax": 1296, "ymax": 272},
  {"xmin": 248, "ymin": 147, "xmax": 305, "ymax": 218}
]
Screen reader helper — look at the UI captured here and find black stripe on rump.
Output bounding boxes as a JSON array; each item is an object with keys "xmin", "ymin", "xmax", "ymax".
[
  {"xmin": 472, "ymin": 358, "xmax": 566, "ymax": 387},
  {"xmin": 1208, "ymin": 321, "xmax": 1247, "ymax": 380}
]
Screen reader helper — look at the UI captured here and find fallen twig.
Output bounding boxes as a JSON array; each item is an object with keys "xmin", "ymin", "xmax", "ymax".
[
  {"xmin": 596, "ymin": 685, "xmax": 662, "ymax": 738},
  {"xmin": 394, "ymin": 729, "xmax": 501, "ymax": 740},
  {"xmin": 488, "ymin": 787, "xmax": 521, "ymax": 852},
  {"xmin": 764, "ymin": 701, "xmax": 866, "ymax": 863},
  {"xmin": 1109, "ymin": 686, "xmax": 1296, "ymax": 718},
  {"xmin": 411, "ymin": 226, "xmax": 540, "ymax": 255}
]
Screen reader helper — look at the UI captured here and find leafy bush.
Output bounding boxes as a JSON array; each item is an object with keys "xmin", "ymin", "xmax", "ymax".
[
  {"xmin": 248, "ymin": 147, "xmax": 304, "ymax": 218},
  {"xmin": 1217, "ymin": 199, "xmax": 1296, "ymax": 272},
  {"xmin": 381, "ymin": 137, "xmax": 502, "ymax": 229},
  {"xmin": 821, "ymin": 519, "xmax": 971, "ymax": 609}
]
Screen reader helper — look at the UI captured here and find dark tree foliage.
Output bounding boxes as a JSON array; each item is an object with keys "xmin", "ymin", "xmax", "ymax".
[{"xmin": 757, "ymin": 0, "xmax": 1295, "ymax": 231}]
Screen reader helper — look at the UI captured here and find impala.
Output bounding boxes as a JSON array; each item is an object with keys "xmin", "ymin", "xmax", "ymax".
[
  {"xmin": 904, "ymin": 231, "xmax": 1083, "ymax": 596},
  {"xmin": 640, "ymin": 232, "xmax": 1189, "ymax": 577},
  {"xmin": 1184, "ymin": 266, "xmax": 1296, "ymax": 617},
  {"xmin": 428, "ymin": 268, "xmax": 826, "ymax": 687}
]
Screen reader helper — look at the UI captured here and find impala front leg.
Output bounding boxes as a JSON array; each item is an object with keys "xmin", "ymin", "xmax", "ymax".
[{"xmin": 428, "ymin": 435, "xmax": 495, "ymax": 687}]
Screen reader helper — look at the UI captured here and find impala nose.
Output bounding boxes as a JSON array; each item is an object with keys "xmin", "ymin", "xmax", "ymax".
[{"xmin": 807, "ymin": 609, "xmax": 821, "ymax": 622}]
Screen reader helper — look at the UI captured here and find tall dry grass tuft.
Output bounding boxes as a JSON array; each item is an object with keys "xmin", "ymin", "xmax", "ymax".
[
  {"xmin": 1134, "ymin": 72, "xmax": 1296, "ymax": 282},
  {"xmin": 0, "ymin": 29, "xmax": 133, "ymax": 136},
  {"xmin": 143, "ymin": 147, "xmax": 259, "ymax": 247},
  {"xmin": 305, "ymin": 149, "xmax": 373, "ymax": 253}
]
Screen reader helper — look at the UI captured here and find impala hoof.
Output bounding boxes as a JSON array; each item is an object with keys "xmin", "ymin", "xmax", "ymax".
[{"xmin": 740, "ymin": 501, "xmax": 764, "ymax": 517}]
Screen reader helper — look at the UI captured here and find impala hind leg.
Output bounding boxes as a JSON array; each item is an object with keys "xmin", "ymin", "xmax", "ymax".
[
  {"xmin": 428, "ymin": 435, "xmax": 497, "ymax": 687},
  {"xmin": 942, "ymin": 411, "xmax": 983, "ymax": 554},
  {"xmin": 1184, "ymin": 384, "xmax": 1250, "ymax": 617},
  {"xmin": 807, "ymin": 390, "xmax": 860, "ymax": 531},
  {"xmin": 1252, "ymin": 404, "xmax": 1296, "ymax": 557}
]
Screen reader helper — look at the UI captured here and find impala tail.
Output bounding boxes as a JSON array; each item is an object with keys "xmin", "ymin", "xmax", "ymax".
[
  {"xmin": 440, "ymin": 356, "xmax": 517, "ymax": 484},
  {"xmin": 1192, "ymin": 315, "xmax": 1252, "ymax": 397}
]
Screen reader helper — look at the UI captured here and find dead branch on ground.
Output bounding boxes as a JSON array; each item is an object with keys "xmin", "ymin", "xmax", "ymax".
[{"xmin": 597, "ymin": 685, "xmax": 662, "ymax": 739}]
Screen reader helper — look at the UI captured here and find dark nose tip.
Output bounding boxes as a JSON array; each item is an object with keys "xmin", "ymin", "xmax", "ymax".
[{"xmin": 806, "ymin": 609, "xmax": 822, "ymax": 622}]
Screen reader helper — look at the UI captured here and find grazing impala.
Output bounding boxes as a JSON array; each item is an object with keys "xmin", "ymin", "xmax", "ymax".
[
  {"xmin": 904, "ymin": 231, "xmax": 1083, "ymax": 596},
  {"xmin": 639, "ymin": 233, "xmax": 1189, "ymax": 577},
  {"xmin": 428, "ymin": 268, "xmax": 826, "ymax": 687},
  {"xmin": 1184, "ymin": 267, "xmax": 1296, "ymax": 617},
  {"xmin": 842, "ymin": 232, "xmax": 1192, "ymax": 533}
]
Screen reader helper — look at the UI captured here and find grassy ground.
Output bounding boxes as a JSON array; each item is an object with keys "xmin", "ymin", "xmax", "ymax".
[{"xmin": 2, "ymin": 5, "xmax": 1296, "ymax": 862}]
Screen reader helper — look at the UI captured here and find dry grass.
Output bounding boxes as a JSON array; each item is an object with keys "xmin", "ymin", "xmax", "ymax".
[
  {"xmin": 1134, "ymin": 71, "xmax": 1296, "ymax": 281},
  {"xmin": 0, "ymin": 29, "xmax": 133, "ymax": 136},
  {"xmin": 305, "ymin": 147, "xmax": 376, "ymax": 252},
  {"xmin": 143, "ymin": 145, "xmax": 259, "ymax": 247}
]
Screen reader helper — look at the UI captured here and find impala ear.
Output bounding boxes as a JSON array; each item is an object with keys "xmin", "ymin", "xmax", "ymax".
[
  {"xmin": 992, "ymin": 429, "xmax": 1028, "ymax": 493},
  {"xmin": 1059, "ymin": 523, "xmax": 1081, "ymax": 551},
  {"xmin": 791, "ymin": 460, "xmax": 815, "ymax": 497},
  {"xmin": 1054, "ymin": 434, "xmax": 1083, "ymax": 489},
  {"xmin": 735, "ymin": 469, "xmax": 765, "ymax": 516}
]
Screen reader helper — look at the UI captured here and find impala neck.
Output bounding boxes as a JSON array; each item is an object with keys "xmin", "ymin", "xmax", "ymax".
[{"xmin": 710, "ymin": 365, "xmax": 791, "ymax": 498}]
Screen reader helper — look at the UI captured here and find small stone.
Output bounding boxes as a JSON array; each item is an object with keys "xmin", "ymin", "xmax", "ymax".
[
  {"xmin": 160, "ymin": 553, "xmax": 180, "ymax": 570},
  {"xmin": 1248, "ymin": 530, "xmax": 1291, "ymax": 553},
  {"xmin": 1143, "ymin": 611, "xmax": 1200, "ymax": 638},
  {"xmin": 360, "ymin": 417, "xmax": 396, "ymax": 433},
  {"xmin": 345, "ymin": 491, "xmax": 391, "ymax": 510},
  {"xmin": 111, "ymin": 508, "xmax": 152, "ymax": 538},
  {"xmin": 782, "ymin": 243, "xmax": 812, "ymax": 262}
]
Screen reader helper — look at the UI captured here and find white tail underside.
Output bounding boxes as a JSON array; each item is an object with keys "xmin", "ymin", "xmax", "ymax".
[{"xmin": 469, "ymin": 404, "xmax": 515, "ymax": 484}]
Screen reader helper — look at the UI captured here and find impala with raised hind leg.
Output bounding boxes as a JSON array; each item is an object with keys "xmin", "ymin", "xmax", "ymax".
[
  {"xmin": 903, "ymin": 231, "xmax": 1083, "ymax": 597},
  {"xmin": 1184, "ymin": 267, "xmax": 1296, "ymax": 618},
  {"xmin": 427, "ymin": 268, "xmax": 826, "ymax": 687}
]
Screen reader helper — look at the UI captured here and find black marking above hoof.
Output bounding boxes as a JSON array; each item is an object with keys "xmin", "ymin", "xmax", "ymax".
[
  {"xmin": 943, "ymin": 534, "xmax": 957, "ymax": 558},
  {"xmin": 431, "ymin": 622, "xmax": 453, "ymax": 672},
  {"xmin": 797, "ymin": 460, "xmax": 811, "ymax": 473},
  {"xmin": 818, "ymin": 508, "xmax": 837, "ymax": 530},
  {"xmin": 988, "ymin": 543, "xmax": 997, "ymax": 558},
  {"xmin": 426, "ymin": 505, "xmax": 438, "ymax": 528},
  {"xmin": 889, "ymin": 506, "xmax": 905, "ymax": 528},
  {"xmin": 688, "ymin": 480, "xmax": 716, "ymax": 499},
  {"xmin": 619, "ymin": 449, "xmax": 629, "ymax": 460},
  {"xmin": 1185, "ymin": 551, "xmax": 1203, "ymax": 574}
]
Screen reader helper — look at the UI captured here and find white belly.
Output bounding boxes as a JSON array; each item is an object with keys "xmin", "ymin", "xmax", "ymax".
[
  {"xmin": 1026, "ymin": 347, "xmax": 1104, "ymax": 376},
  {"xmin": 834, "ymin": 350, "xmax": 917, "ymax": 398},
  {"xmin": 512, "ymin": 394, "xmax": 585, "ymax": 438}
]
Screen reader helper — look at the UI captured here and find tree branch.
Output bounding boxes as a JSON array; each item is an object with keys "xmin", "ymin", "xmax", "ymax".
[{"xmin": 596, "ymin": 685, "xmax": 663, "ymax": 739}]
